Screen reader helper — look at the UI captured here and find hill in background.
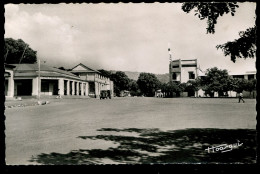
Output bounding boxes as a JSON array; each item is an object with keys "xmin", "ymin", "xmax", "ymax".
[{"xmin": 111, "ymin": 70, "xmax": 169, "ymax": 84}]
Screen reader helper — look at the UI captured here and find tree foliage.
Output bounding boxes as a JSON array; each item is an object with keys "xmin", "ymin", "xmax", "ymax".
[
  {"xmin": 230, "ymin": 78, "xmax": 256, "ymax": 93},
  {"xmin": 160, "ymin": 81, "xmax": 186, "ymax": 97},
  {"xmin": 167, "ymin": 81, "xmax": 184, "ymax": 93},
  {"xmin": 216, "ymin": 27, "xmax": 256, "ymax": 62},
  {"xmin": 230, "ymin": 78, "xmax": 247, "ymax": 93},
  {"xmin": 184, "ymin": 80, "xmax": 200, "ymax": 94},
  {"xmin": 110, "ymin": 71, "xmax": 130, "ymax": 96},
  {"xmin": 245, "ymin": 79, "xmax": 257, "ymax": 93},
  {"xmin": 129, "ymin": 79, "xmax": 141, "ymax": 96},
  {"xmin": 98, "ymin": 69, "xmax": 112, "ymax": 78},
  {"xmin": 182, "ymin": 2, "xmax": 256, "ymax": 62},
  {"xmin": 98, "ymin": 70, "xmax": 139, "ymax": 97},
  {"xmin": 4, "ymin": 38, "xmax": 37, "ymax": 64},
  {"xmin": 182, "ymin": 2, "xmax": 239, "ymax": 34},
  {"xmin": 198, "ymin": 67, "xmax": 230, "ymax": 97},
  {"xmin": 137, "ymin": 72, "xmax": 161, "ymax": 97}
]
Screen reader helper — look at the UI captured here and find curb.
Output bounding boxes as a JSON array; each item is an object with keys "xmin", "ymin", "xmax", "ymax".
[{"xmin": 5, "ymin": 100, "xmax": 50, "ymax": 109}]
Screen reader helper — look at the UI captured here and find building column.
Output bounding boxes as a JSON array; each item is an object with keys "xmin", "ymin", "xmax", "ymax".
[
  {"xmin": 32, "ymin": 77, "xmax": 40, "ymax": 96},
  {"xmin": 85, "ymin": 82, "xmax": 89, "ymax": 96},
  {"xmin": 81, "ymin": 83, "xmax": 84, "ymax": 96},
  {"xmin": 66, "ymin": 80, "xmax": 70, "ymax": 95},
  {"xmin": 71, "ymin": 81, "xmax": 75, "ymax": 95},
  {"xmin": 82, "ymin": 83, "xmax": 85, "ymax": 96},
  {"xmin": 58, "ymin": 78, "xmax": 64, "ymax": 96},
  {"xmin": 110, "ymin": 81, "xmax": 114, "ymax": 97},
  {"xmin": 76, "ymin": 82, "xmax": 79, "ymax": 95},
  {"xmin": 7, "ymin": 73, "xmax": 14, "ymax": 97},
  {"xmin": 95, "ymin": 82, "xmax": 99, "ymax": 98}
]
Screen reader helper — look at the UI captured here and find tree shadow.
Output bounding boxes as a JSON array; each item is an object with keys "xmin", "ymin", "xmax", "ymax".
[{"xmin": 29, "ymin": 128, "xmax": 256, "ymax": 164}]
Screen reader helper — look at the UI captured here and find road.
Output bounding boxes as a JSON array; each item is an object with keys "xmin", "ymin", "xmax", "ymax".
[{"xmin": 5, "ymin": 97, "xmax": 256, "ymax": 164}]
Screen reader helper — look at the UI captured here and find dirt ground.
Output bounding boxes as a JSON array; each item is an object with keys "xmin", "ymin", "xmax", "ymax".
[{"xmin": 5, "ymin": 97, "xmax": 257, "ymax": 164}]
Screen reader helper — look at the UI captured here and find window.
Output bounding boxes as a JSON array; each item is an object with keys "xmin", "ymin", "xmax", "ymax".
[
  {"xmin": 189, "ymin": 72, "xmax": 195, "ymax": 79},
  {"xmin": 172, "ymin": 73, "xmax": 177, "ymax": 80}
]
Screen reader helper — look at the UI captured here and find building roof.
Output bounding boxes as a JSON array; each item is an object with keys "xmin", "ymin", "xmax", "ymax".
[
  {"xmin": 229, "ymin": 71, "xmax": 256, "ymax": 76},
  {"xmin": 70, "ymin": 63, "xmax": 100, "ymax": 73},
  {"xmin": 5, "ymin": 64, "xmax": 16, "ymax": 69},
  {"xmin": 11, "ymin": 64, "xmax": 81, "ymax": 79}
]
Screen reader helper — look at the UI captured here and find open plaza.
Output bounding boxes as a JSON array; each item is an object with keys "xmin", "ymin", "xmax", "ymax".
[
  {"xmin": 4, "ymin": 3, "xmax": 257, "ymax": 166},
  {"xmin": 5, "ymin": 97, "xmax": 256, "ymax": 164}
]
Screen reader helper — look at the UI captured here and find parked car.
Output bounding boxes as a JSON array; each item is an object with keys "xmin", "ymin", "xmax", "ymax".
[{"xmin": 100, "ymin": 90, "xmax": 112, "ymax": 99}]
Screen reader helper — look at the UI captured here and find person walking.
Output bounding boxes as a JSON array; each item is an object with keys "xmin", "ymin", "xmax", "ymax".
[
  {"xmin": 56, "ymin": 89, "xmax": 62, "ymax": 99},
  {"xmin": 238, "ymin": 92, "xmax": 245, "ymax": 103}
]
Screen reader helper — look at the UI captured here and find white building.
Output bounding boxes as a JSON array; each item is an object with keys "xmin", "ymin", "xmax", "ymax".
[
  {"xmin": 4, "ymin": 63, "xmax": 114, "ymax": 99},
  {"xmin": 169, "ymin": 59, "xmax": 198, "ymax": 83},
  {"xmin": 229, "ymin": 71, "xmax": 256, "ymax": 80},
  {"xmin": 169, "ymin": 59, "xmax": 256, "ymax": 98},
  {"xmin": 70, "ymin": 63, "xmax": 114, "ymax": 98},
  {"xmin": 4, "ymin": 64, "xmax": 15, "ymax": 99}
]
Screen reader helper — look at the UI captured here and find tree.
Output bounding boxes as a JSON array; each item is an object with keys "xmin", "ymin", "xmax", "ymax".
[
  {"xmin": 58, "ymin": 67, "xmax": 69, "ymax": 71},
  {"xmin": 231, "ymin": 78, "xmax": 256, "ymax": 97},
  {"xmin": 182, "ymin": 2, "xmax": 239, "ymax": 34},
  {"xmin": 160, "ymin": 83, "xmax": 168, "ymax": 97},
  {"xmin": 110, "ymin": 71, "xmax": 130, "ymax": 96},
  {"xmin": 137, "ymin": 72, "xmax": 161, "ymax": 97},
  {"xmin": 216, "ymin": 27, "xmax": 256, "ymax": 63},
  {"xmin": 182, "ymin": 2, "xmax": 256, "ymax": 63},
  {"xmin": 245, "ymin": 79, "xmax": 257, "ymax": 97},
  {"xmin": 4, "ymin": 38, "xmax": 37, "ymax": 64},
  {"xmin": 98, "ymin": 69, "xmax": 112, "ymax": 78},
  {"xmin": 230, "ymin": 78, "xmax": 247, "ymax": 93},
  {"xmin": 184, "ymin": 79, "xmax": 200, "ymax": 96},
  {"xmin": 199, "ymin": 67, "xmax": 230, "ymax": 97},
  {"xmin": 167, "ymin": 81, "xmax": 184, "ymax": 97},
  {"xmin": 128, "ymin": 79, "xmax": 141, "ymax": 96}
]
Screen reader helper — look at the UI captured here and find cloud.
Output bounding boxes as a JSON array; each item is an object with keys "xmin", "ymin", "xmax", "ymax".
[
  {"xmin": 5, "ymin": 4, "xmax": 80, "ymax": 67},
  {"xmin": 4, "ymin": 3, "xmax": 256, "ymax": 74}
]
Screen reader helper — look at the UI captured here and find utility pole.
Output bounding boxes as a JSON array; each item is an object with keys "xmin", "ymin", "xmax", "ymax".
[
  {"xmin": 168, "ymin": 43, "xmax": 172, "ymax": 83},
  {"xmin": 38, "ymin": 58, "xmax": 41, "ymax": 101},
  {"xmin": 4, "ymin": 49, "xmax": 9, "ymax": 62}
]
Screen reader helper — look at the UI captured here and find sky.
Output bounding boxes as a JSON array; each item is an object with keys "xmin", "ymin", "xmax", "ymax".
[{"xmin": 4, "ymin": 2, "xmax": 256, "ymax": 74}]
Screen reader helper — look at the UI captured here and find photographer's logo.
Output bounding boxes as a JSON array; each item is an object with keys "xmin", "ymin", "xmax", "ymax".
[{"xmin": 205, "ymin": 140, "xmax": 243, "ymax": 153}]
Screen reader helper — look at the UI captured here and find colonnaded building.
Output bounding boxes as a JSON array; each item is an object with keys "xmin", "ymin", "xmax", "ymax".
[
  {"xmin": 4, "ymin": 63, "xmax": 114, "ymax": 99},
  {"xmin": 168, "ymin": 58, "xmax": 256, "ymax": 98}
]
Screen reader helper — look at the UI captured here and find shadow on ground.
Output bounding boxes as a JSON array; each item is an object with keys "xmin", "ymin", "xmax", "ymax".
[{"xmin": 29, "ymin": 128, "xmax": 256, "ymax": 164}]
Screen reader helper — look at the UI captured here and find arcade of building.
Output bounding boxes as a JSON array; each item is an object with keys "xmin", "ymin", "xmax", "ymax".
[{"xmin": 4, "ymin": 63, "xmax": 114, "ymax": 99}]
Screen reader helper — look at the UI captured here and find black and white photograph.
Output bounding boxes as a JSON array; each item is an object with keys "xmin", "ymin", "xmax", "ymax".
[{"xmin": 3, "ymin": 2, "xmax": 257, "ymax": 165}]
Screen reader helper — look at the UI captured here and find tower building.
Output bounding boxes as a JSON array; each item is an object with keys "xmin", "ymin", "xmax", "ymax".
[
  {"xmin": 169, "ymin": 59, "xmax": 198, "ymax": 83},
  {"xmin": 168, "ymin": 44, "xmax": 198, "ymax": 83}
]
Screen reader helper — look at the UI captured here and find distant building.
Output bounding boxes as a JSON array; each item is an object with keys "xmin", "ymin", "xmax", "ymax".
[
  {"xmin": 70, "ymin": 63, "xmax": 114, "ymax": 98},
  {"xmin": 169, "ymin": 59, "xmax": 199, "ymax": 83},
  {"xmin": 4, "ymin": 63, "xmax": 113, "ymax": 99},
  {"xmin": 168, "ymin": 58, "xmax": 256, "ymax": 98},
  {"xmin": 229, "ymin": 71, "xmax": 256, "ymax": 80}
]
